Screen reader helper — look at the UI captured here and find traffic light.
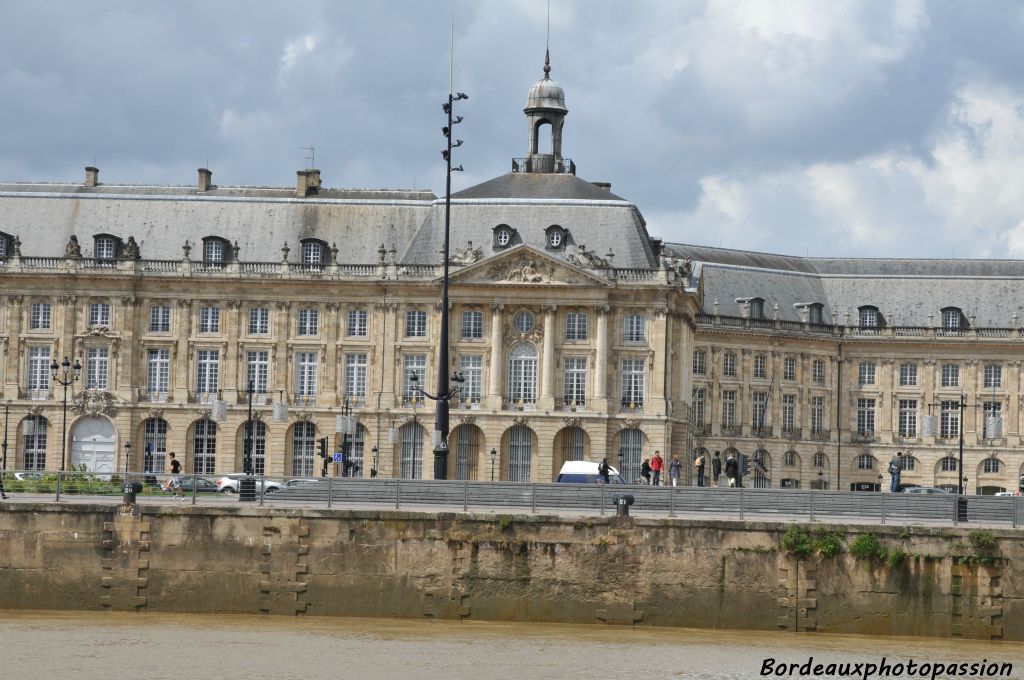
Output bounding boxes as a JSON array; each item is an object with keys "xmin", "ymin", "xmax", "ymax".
[{"xmin": 317, "ymin": 437, "xmax": 329, "ymax": 459}]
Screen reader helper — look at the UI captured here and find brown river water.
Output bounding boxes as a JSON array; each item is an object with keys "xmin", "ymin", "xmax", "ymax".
[{"xmin": 0, "ymin": 610, "xmax": 1019, "ymax": 680}]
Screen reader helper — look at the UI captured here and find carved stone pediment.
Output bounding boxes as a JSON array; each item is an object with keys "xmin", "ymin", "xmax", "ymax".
[
  {"xmin": 563, "ymin": 416, "xmax": 582, "ymax": 428},
  {"xmin": 621, "ymin": 417, "xmax": 642, "ymax": 430},
  {"xmin": 446, "ymin": 244, "xmax": 613, "ymax": 287},
  {"xmin": 71, "ymin": 390, "xmax": 119, "ymax": 417},
  {"xmin": 512, "ymin": 415, "xmax": 529, "ymax": 426}
]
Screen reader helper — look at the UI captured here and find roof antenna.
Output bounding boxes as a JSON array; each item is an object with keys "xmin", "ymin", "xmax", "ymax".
[{"xmin": 301, "ymin": 145, "xmax": 315, "ymax": 169}]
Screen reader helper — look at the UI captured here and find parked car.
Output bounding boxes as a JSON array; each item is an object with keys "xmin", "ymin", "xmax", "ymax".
[
  {"xmin": 216, "ymin": 473, "xmax": 282, "ymax": 494},
  {"xmin": 993, "ymin": 491, "xmax": 1019, "ymax": 497},
  {"xmin": 13, "ymin": 471, "xmax": 44, "ymax": 481},
  {"xmin": 152, "ymin": 476, "xmax": 220, "ymax": 494},
  {"xmin": 280, "ymin": 478, "xmax": 323, "ymax": 489},
  {"xmin": 555, "ymin": 460, "xmax": 625, "ymax": 484},
  {"xmin": 903, "ymin": 486, "xmax": 951, "ymax": 494}
]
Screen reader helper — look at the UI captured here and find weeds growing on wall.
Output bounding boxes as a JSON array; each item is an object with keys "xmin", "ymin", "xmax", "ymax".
[{"xmin": 780, "ymin": 525, "xmax": 845, "ymax": 558}]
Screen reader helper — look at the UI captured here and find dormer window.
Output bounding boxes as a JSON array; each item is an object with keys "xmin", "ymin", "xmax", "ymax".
[
  {"xmin": 858, "ymin": 306, "xmax": 881, "ymax": 328},
  {"xmin": 300, "ymin": 238, "xmax": 329, "ymax": 265},
  {"xmin": 808, "ymin": 304, "xmax": 823, "ymax": 325},
  {"xmin": 545, "ymin": 225, "xmax": 569, "ymax": 251},
  {"xmin": 493, "ymin": 225, "xmax": 516, "ymax": 250},
  {"xmin": 0, "ymin": 231, "xmax": 12, "ymax": 260},
  {"xmin": 750, "ymin": 298, "xmax": 764, "ymax": 319},
  {"xmin": 941, "ymin": 307, "xmax": 964, "ymax": 331},
  {"xmin": 201, "ymin": 236, "xmax": 231, "ymax": 265},
  {"xmin": 94, "ymin": 234, "xmax": 121, "ymax": 260}
]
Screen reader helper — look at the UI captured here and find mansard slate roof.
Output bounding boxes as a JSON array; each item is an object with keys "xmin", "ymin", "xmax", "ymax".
[
  {"xmin": 670, "ymin": 243, "xmax": 1024, "ymax": 328},
  {"xmin": 0, "ymin": 174, "xmax": 657, "ymax": 269}
]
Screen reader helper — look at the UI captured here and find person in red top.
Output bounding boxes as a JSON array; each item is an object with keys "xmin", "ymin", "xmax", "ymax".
[{"xmin": 650, "ymin": 450, "xmax": 664, "ymax": 486}]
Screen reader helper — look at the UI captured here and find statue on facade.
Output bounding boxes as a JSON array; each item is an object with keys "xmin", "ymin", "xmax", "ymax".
[
  {"xmin": 121, "ymin": 236, "xmax": 141, "ymax": 260},
  {"xmin": 506, "ymin": 259, "xmax": 546, "ymax": 283},
  {"xmin": 568, "ymin": 243, "xmax": 609, "ymax": 268},
  {"xmin": 65, "ymin": 235, "xmax": 82, "ymax": 258},
  {"xmin": 450, "ymin": 240, "xmax": 482, "ymax": 265},
  {"xmin": 662, "ymin": 249, "xmax": 693, "ymax": 280}
]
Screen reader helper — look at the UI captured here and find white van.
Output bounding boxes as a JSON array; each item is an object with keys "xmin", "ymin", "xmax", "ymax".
[{"xmin": 555, "ymin": 460, "xmax": 625, "ymax": 484}]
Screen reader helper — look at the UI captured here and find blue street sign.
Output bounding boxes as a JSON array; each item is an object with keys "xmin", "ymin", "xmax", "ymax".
[{"xmin": 332, "ymin": 453, "xmax": 344, "ymax": 463}]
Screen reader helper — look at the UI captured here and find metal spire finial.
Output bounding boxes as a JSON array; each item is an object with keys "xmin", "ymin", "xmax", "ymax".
[
  {"xmin": 544, "ymin": 0, "xmax": 551, "ymax": 79},
  {"xmin": 543, "ymin": 48, "xmax": 551, "ymax": 79}
]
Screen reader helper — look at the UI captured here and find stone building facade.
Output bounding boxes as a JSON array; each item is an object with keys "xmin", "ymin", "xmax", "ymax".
[{"xmin": 1, "ymin": 56, "xmax": 1022, "ymax": 493}]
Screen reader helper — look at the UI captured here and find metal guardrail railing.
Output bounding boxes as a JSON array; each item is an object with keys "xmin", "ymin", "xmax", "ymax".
[{"xmin": 3, "ymin": 470, "xmax": 1022, "ymax": 528}]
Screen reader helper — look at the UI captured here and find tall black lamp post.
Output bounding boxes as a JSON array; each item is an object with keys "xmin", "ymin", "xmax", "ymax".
[
  {"xmin": 490, "ymin": 447, "xmax": 497, "ymax": 482},
  {"xmin": 51, "ymin": 356, "xmax": 81, "ymax": 472},
  {"xmin": 124, "ymin": 440, "xmax": 131, "ymax": 478},
  {"xmin": 244, "ymin": 379, "xmax": 254, "ymax": 475},
  {"xmin": 409, "ymin": 371, "xmax": 465, "ymax": 479}
]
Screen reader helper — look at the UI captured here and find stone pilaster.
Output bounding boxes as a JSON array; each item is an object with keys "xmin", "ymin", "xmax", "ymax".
[
  {"xmin": 487, "ymin": 303, "xmax": 504, "ymax": 409},
  {"xmin": 592, "ymin": 305, "xmax": 609, "ymax": 412},
  {"xmin": 539, "ymin": 304, "xmax": 556, "ymax": 410}
]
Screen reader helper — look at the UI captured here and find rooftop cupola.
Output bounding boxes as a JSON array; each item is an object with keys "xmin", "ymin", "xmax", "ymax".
[{"xmin": 516, "ymin": 50, "xmax": 574, "ymax": 175}]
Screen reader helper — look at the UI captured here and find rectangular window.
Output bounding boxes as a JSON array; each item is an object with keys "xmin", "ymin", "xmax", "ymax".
[
  {"xmin": 898, "ymin": 399, "xmax": 917, "ymax": 438},
  {"xmin": 199, "ymin": 307, "xmax": 220, "ymax": 333},
  {"xmin": 147, "ymin": 349, "xmax": 170, "ymax": 395},
  {"xmin": 405, "ymin": 310, "xmax": 427, "ymax": 338},
  {"xmin": 692, "ymin": 387, "xmax": 706, "ymax": 426},
  {"xmin": 941, "ymin": 363, "xmax": 959, "ymax": 388},
  {"xmin": 856, "ymin": 398, "xmax": 876, "ymax": 437},
  {"xmin": 984, "ymin": 364, "xmax": 1002, "ymax": 388},
  {"xmin": 753, "ymin": 355, "xmax": 767, "ymax": 379},
  {"xmin": 783, "ymin": 357, "xmax": 796, "ymax": 381},
  {"xmin": 563, "ymin": 356, "xmax": 587, "ymax": 407},
  {"xmin": 810, "ymin": 396, "xmax": 824, "ymax": 433},
  {"xmin": 295, "ymin": 351, "xmax": 318, "ymax": 396},
  {"xmin": 297, "ymin": 308, "xmax": 319, "ymax": 336},
  {"xmin": 245, "ymin": 350, "xmax": 269, "ymax": 394},
  {"xmin": 461, "ymin": 310, "xmax": 483, "ymax": 340},
  {"xmin": 752, "ymin": 391, "xmax": 768, "ymax": 429},
  {"xmin": 940, "ymin": 400, "xmax": 960, "ymax": 438},
  {"xmin": 196, "ymin": 349, "xmax": 220, "ymax": 394},
  {"xmin": 858, "ymin": 362, "xmax": 876, "ymax": 386},
  {"xmin": 149, "ymin": 305, "xmax": 171, "ymax": 333},
  {"xmin": 721, "ymin": 390, "xmax": 736, "ymax": 427},
  {"xmin": 782, "ymin": 394, "xmax": 795, "ymax": 432},
  {"xmin": 27, "ymin": 346, "xmax": 51, "ymax": 392},
  {"xmin": 459, "ymin": 354, "xmax": 483, "ymax": 403},
  {"xmin": 723, "ymin": 353, "xmax": 737, "ymax": 377},
  {"xmin": 565, "ymin": 312, "xmax": 588, "ymax": 341},
  {"xmin": 623, "ymin": 314, "xmax": 646, "ymax": 343},
  {"xmin": 983, "ymin": 402, "xmax": 1002, "ymax": 439},
  {"xmin": 899, "ymin": 363, "xmax": 917, "ymax": 387},
  {"xmin": 88, "ymin": 302, "xmax": 110, "ymax": 327},
  {"xmin": 812, "ymin": 359, "xmax": 825, "ymax": 384},
  {"xmin": 30, "ymin": 302, "xmax": 51, "ymax": 330},
  {"xmin": 85, "ymin": 347, "xmax": 108, "ymax": 390},
  {"xmin": 403, "ymin": 355, "xmax": 427, "ymax": 403},
  {"xmin": 620, "ymin": 358, "xmax": 645, "ymax": 407},
  {"xmin": 692, "ymin": 350, "xmax": 706, "ymax": 375},
  {"xmin": 344, "ymin": 353, "xmax": 368, "ymax": 401},
  {"xmin": 346, "ymin": 309, "xmax": 368, "ymax": 337},
  {"xmin": 248, "ymin": 307, "xmax": 269, "ymax": 335}
]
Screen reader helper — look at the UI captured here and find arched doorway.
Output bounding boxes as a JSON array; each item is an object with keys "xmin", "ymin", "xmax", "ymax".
[
  {"xmin": 20, "ymin": 415, "xmax": 48, "ymax": 470},
  {"xmin": 234, "ymin": 420, "xmax": 267, "ymax": 475},
  {"xmin": 70, "ymin": 416, "xmax": 116, "ymax": 475},
  {"xmin": 752, "ymin": 449, "xmax": 771, "ymax": 488},
  {"xmin": 397, "ymin": 422, "xmax": 425, "ymax": 479},
  {"xmin": 450, "ymin": 424, "xmax": 482, "ymax": 480},
  {"xmin": 141, "ymin": 417, "xmax": 168, "ymax": 474},
  {"xmin": 289, "ymin": 421, "xmax": 317, "ymax": 477},
  {"xmin": 191, "ymin": 418, "xmax": 217, "ymax": 475},
  {"xmin": 551, "ymin": 426, "xmax": 588, "ymax": 480},
  {"xmin": 616, "ymin": 428, "xmax": 645, "ymax": 483},
  {"xmin": 504, "ymin": 424, "xmax": 534, "ymax": 482}
]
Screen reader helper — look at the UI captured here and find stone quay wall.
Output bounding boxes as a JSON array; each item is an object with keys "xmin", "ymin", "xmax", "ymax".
[{"xmin": 0, "ymin": 502, "xmax": 1020, "ymax": 640}]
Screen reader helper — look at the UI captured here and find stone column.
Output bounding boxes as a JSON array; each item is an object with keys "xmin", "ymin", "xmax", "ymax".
[
  {"xmin": 965, "ymin": 359, "xmax": 979, "ymax": 438},
  {"xmin": 649, "ymin": 308, "xmax": 668, "ymax": 416},
  {"xmin": 1009, "ymin": 360, "xmax": 1021, "ymax": 439},
  {"xmin": 324, "ymin": 302, "xmax": 339, "ymax": 406},
  {"xmin": 274, "ymin": 301, "xmax": 290, "ymax": 400},
  {"xmin": 879, "ymin": 356, "xmax": 894, "ymax": 441},
  {"xmin": 592, "ymin": 305, "xmax": 609, "ymax": 412},
  {"xmin": 539, "ymin": 305, "xmax": 556, "ymax": 410},
  {"xmin": 376, "ymin": 302, "xmax": 397, "ymax": 410},
  {"xmin": 224, "ymin": 300, "xmax": 241, "ymax": 404},
  {"xmin": 487, "ymin": 303, "xmax": 504, "ymax": 409},
  {"xmin": 3, "ymin": 295, "xmax": 23, "ymax": 396},
  {"xmin": 173, "ymin": 300, "xmax": 192, "ymax": 404}
]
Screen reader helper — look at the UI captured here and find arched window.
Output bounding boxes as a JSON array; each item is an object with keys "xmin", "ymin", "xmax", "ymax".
[
  {"xmin": 300, "ymin": 238, "xmax": 328, "ymax": 266},
  {"xmin": 858, "ymin": 306, "xmax": 881, "ymax": 329},
  {"xmin": 941, "ymin": 307, "xmax": 964, "ymax": 331},
  {"xmin": 247, "ymin": 420, "xmax": 267, "ymax": 475},
  {"xmin": 618, "ymin": 428, "xmax": 644, "ymax": 482},
  {"xmin": 291, "ymin": 422, "xmax": 316, "ymax": 477},
  {"xmin": 507, "ymin": 425, "xmax": 533, "ymax": 482},
  {"xmin": 752, "ymin": 450, "xmax": 771, "ymax": 488},
  {"xmin": 193, "ymin": 419, "xmax": 217, "ymax": 474},
  {"xmin": 454, "ymin": 425, "xmax": 479, "ymax": 481},
  {"xmin": 940, "ymin": 456, "xmax": 958, "ymax": 472},
  {"xmin": 143, "ymin": 418, "xmax": 168, "ymax": 474},
  {"xmin": 982, "ymin": 458, "xmax": 1001, "ymax": 474},
  {"xmin": 508, "ymin": 343, "xmax": 538, "ymax": 405},
  {"xmin": 813, "ymin": 451, "xmax": 827, "ymax": 468},
  {"xmin": 856, "ymin": 454, "xmax": 875, "ymax": 470},
  {"xmin": 898, "ymin": 456, "xmax": 917, "ymax": 471},
  {"xmin": 399, "ymin": 422, "xmax": 424, "ymax": 479},
  {"xmin": 202, "ymin": 237, "xmax": 230, "ymax": 264},
  {"xmin": 784, "ymin": 451, "xmax": 798, "ymax": 467},
  {"xmin": 23, "ymin": 416, "xmax": 48, "ymax": 470},
  {"xmin": 345, "ymin": 424, "xmax": 366, "ymax": 478}
]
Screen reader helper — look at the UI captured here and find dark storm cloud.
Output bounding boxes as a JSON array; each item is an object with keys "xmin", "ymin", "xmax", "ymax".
[{"xmin": 2, "ymin": 1, "xmax": 1024, "ymax": 257}]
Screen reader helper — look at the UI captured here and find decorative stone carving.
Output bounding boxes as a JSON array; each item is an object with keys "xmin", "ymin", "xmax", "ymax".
[
  {"xmin": 512, "ymin": 415, "xmax": 529, "ymax": 426},
  {"xmin": 12, "ymin": 236, "xmax": 21, "ymax": 257},
  {"xmin": 450, "ymin": 241, "xmax": 483, "ymax": 265},
  {"xmin": 85, "ymin": 326, "xmax": 115, "ymax": 337},
  {"xmin": 182, "ymin": 240, "xmax": 191, "ymax": 260},
  {"xmin": 296, "ymin": 409, "xmax": 313, "ymax": 422},
  {"xmin": 121, "ymin": 236, "xmax": 141, "ymax": 260},
  {"xmin": 251, "ymin": 410, "xmax": 265, "ymax": 422},
  {"xmin": 563, "ymin": 416, "xmax": 582, "ymax": 427},
  {"xmin": 568, "ymin": 243, "xmax": 610, "ymax": 268},
  {"xmin": 65, "ymin": 235, "xmax": 82, "ymax": 258},
  {"xmin": 281, "ymin": 242, "xmax": 290, "ymax": 262},
  {"xmin": 71, "ymin": 390, "xmax": 120, "ymax": 417},
  {"xmin": 458, "ymin": 415, "xmax": 477, "ymax": 425},
  {"xmin": 27, "ymin": 404, "xmax": 45, "ymax": 417},
  {"xmin": 621, "ymin": 418, "xmax": 642, "ymax": 430},
  {"xmin": 147, "ymin": 408, "xmax": 164, "ymax": 420},
  {"xmin": 504, "ymin": 259, "xmax": 548, "ymax": 283}
]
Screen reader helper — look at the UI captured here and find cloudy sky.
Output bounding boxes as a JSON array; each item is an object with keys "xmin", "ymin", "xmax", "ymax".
[{"xmin": 2, "ymin": 1, "xmax": 1024, "ymax": 259}]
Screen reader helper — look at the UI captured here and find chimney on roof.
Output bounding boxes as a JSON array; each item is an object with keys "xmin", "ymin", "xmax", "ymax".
[
  {"xmin": 295, "ymin": 169, "xmax": 321, "ymax": 197},
  {"xmin": 198, "ymin": 168, "xmax": 213, "ymax": 192},
  {"xmin": 592, "ymin": 181, "xmax": 611, "ymax": 192},
  {"xmin": 84, "ymin": 166, "xmax": 99, "ymax": 187}
]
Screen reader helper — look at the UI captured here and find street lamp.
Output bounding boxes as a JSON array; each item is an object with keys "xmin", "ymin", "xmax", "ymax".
[
  {"xmin": 124, "ymin": 440, "xmax": 131, "ymax": 478},
  {"xmin": 243, "ymin": 379, "xmax": 254, "ymax": 475},
  {"xmin": 370, "ymin": 446, "xmax": 378, "ymax": 478},
  {"xmin": 409, "ymin": 371, "xmax": 466, "ymax": 479},
  {"xmin": 51, "ymin": 356, "xmax": 81, "ymax": 472},
  {"xmin": 877, "ymin": 473, "xmax": 883, "ymax": 492},
  {"xmin": 432, "ymin": 82, "xmax": 469, "ymax": 481},
  {"xmin": 490, "ymin": 447, "xmax": 497, "ymax": 482},
  {"xmin": 817, "ymin": 469, "xmax": 824, "ymax": 490}
]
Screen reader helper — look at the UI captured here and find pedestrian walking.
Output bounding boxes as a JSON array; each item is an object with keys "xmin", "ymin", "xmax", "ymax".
[
  {"xmin": 694, "ymin": 450, "xmax": 706, "ymax": 487},
  {"xmin": 725, "ymin": 453, "xmax": 738, "ymax": 488},
  {"xmin": 669, "ymin": 455, "xmax": 681, "ymax": 487},
  {"xmin": 640, "ymin": 458, "xmax": 652, "ymax": 485},
  {"xmin": 712, "ymin": 451, "xmax": 722, "ymax": 487},
  {"xmin": 598, "ymin": 458, "xmax": 611, "ymax": 485},
  {"xmin": 165, "ymin": 451, "xmax": 185, "ymax": 501},
  {"xmin": 651, "ymin": 451, "xmax": 664, "ymax": 486}
]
